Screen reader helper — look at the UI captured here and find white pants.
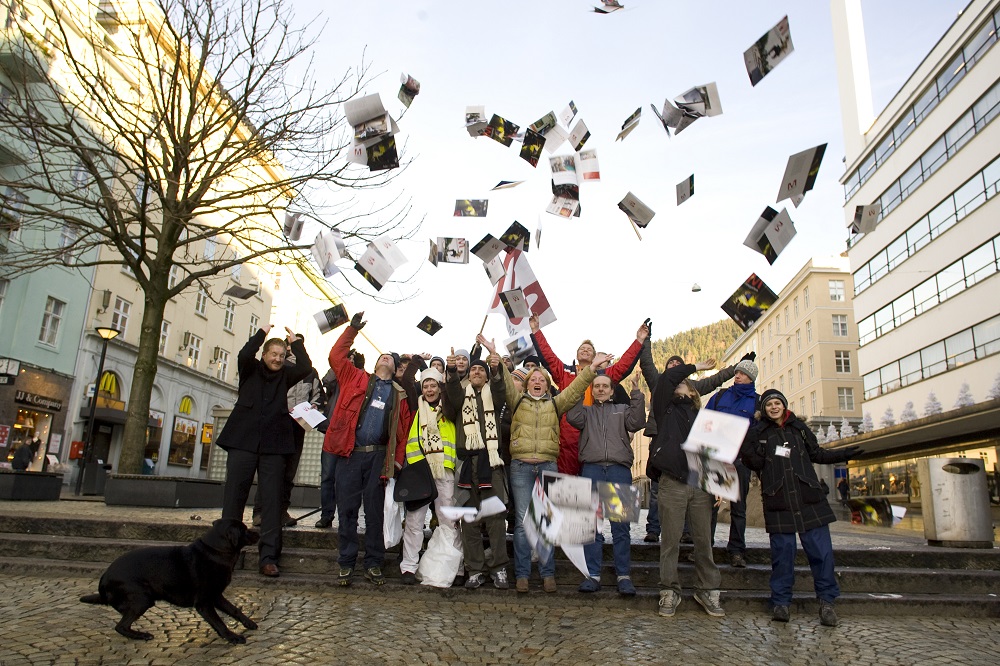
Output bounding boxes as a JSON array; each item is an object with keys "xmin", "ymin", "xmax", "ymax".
[{"xmin": 400, "ymin": 474, "xmax": 462, "ymax": 574}]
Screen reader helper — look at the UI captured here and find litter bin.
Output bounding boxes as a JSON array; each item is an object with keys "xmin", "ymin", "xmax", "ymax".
[
  {"xmin": 917, "ymin": 457, "xmax": 994, "ymax": 548},
  {"xmin": 81, "ymin": 462, "xmax": 112, "ymax": 496}
]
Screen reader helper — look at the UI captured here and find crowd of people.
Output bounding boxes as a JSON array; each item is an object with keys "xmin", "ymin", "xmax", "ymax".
[{"xmin": 213, "ymin": 313, "xmax": 859, "ymax": 627}]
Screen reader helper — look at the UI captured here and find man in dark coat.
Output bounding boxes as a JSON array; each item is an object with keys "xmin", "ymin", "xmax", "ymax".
[
  {"xmin": 215, "ymin": 325, "xmax": 312, "ymax": 578},
  {"xmin": 741, "ymin": 388, "xmax": 859, "ymax": 627}
]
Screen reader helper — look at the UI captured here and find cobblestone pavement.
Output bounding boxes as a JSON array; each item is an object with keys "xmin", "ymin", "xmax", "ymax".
[{"xmin": 1, "ymin": 574, "xmax": 998, "ymax": 666}]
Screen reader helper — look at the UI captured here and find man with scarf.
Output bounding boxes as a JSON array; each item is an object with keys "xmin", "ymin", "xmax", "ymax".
[
  {"xmin": 323, "ymin": 312, "xmax": 414, "ymax": 587},
  {"xmin": 445, "ymin": 343, "xmax": 510, "ymax": 589},
  {"xmin": 705, "ymin": 358, "xmax": 760, "ymax": 569},
  {"xmin": 215, "ymin": 325, "xmax": 312, "ymax": 578},
  {"xmin": 399, "ymin": 367, "xmax": 461, "ymax": 584}
]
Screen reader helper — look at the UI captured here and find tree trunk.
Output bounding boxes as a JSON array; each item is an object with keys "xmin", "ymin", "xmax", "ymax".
[{"xmin": 117, "ymin": 292, "xmax": 168, "ymax": 475}]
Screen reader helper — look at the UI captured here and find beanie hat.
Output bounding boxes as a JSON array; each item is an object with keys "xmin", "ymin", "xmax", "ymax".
[
  {"xmin": 420, "ymin": 367, "xmax": 444, "ymax": 384},
  {"xmin": 734, "ymin": 360, "xmax": 759, "ymax": 383},
  {"xmin": 759, "ymin": 388, "xmax": 788, "ymax": 410},
  {"xmin": 523, "ymin": 354, "xmax": 542, "ymax": 367},
  {"xmin": 454, "ymin": 349, "xmax": 470, "ymax": 361},
  {"xmin": 665, "ymin": 355, "xmax": 684, "ymax": 368},
  {"xmin": 469, "ymin": 359, "xmax": 489, "ymax": 372},
  {"xmin": 511, "ymin": 367, "xmax": 528, "ymax": 383},
  {"xmin": 430, "ymin": 356, "xmax": 445, "ymax": 368}
]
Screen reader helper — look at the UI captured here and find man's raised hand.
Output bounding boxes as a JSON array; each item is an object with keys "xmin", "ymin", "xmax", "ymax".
[
  {"xmin": 350, "ymin": 312, "xmax": 366, "ymax": 330},
  {"xmin": 695, "ymin": 358, "xmax": 718, "ymax": 372},
  {"xmin": 528, "ymin": 312, "xmax": 540, "ymax": 333}
]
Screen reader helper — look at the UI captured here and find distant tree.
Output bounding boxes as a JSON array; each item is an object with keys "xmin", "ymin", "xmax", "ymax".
[
  {"xmin": 649, "ymin": 319, "xmax": 742, "ymax": 370},
  {"xmin": 862, "ymin": 412, "xmax": 874, "ymax": 433},
  {"xmin": 880, "ymin": 407, "xmax": 895, "ymax": 429},
  {"xmin": 825, "ymin": 423, "xmax": 838, "ymax": 443},
  {"xmin": 815, "ymin": 427, "xmax": 827, "ymax": 444},
  {"xmin": 954, "ymin": 382, "xmax": 974, "ymax": 408},
  {"xmin": 988, "ymin": 374, "xmax": 1000, "ymax": 401},
  {"xmin": 839, "ymin": 417, "xmax": 855, "ymax": 439},
  {"xmin": 924, "ymin": 392, "xmax": 943, "ymax": 416},
  {"xmin": 900, "ymin": 401, "xmax": 918, "ymax": 422}
]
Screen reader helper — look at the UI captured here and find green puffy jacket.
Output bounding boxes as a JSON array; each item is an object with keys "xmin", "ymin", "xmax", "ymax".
[{"xmin": 503, "ymin": 364, "xmax": 597, "ymax": 462}]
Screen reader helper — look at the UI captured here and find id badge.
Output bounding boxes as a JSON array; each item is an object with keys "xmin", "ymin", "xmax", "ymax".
[
  {"xmin": 371, "ymin": 398, "xmax": 386, "ymax": 410},
  {"xmin": 775, "ymin": 444, "xmax": 791, "ymax": 458}
]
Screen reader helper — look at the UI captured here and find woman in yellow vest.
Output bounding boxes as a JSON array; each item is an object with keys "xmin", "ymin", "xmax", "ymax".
[{"xmin": 399, "ymin": 367, "xmax": 460, "ymax": 584}]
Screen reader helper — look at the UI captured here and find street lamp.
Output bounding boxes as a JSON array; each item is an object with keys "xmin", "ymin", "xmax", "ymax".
[{"xmin": 75, "ymin": 326, "xmax": 120, "ymax": 496}]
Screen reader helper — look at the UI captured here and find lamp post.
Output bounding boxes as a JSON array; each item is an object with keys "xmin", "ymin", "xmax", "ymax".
[{"xmin": 75, "ymin": 326, "xmax": 119, "ymax": 496}]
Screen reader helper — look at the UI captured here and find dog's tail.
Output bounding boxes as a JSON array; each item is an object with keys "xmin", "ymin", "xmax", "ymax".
[{"xmin": 79, "ymin": 593, "xmax": 105, "ymax": 605}]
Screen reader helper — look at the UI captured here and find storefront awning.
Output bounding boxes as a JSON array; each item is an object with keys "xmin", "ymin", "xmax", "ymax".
[{"xmin": 79, "ymin": 406, "xmax": 129, "ymax": 426}]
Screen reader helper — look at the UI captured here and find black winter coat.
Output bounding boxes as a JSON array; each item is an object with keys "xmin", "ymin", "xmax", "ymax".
[
  {"xmin": 215, "ymin": 330, "xmax": 312, "ymax": 455},
  {"xmin": 741, "ymin": 411, "xmax": 851, "ymax": 534},
  {"xmin": 647, "ymin": 363, "xmax": 699, "ymax": 483}
]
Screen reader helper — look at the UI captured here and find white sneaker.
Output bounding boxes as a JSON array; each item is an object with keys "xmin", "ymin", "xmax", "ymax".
[
  {"xmin": 658, "ymin": 590, "xmax": 681, "ymax": 617},
  {"xmin": 694, "ymin": 589, "xmax": 725, "ymax": 617}
]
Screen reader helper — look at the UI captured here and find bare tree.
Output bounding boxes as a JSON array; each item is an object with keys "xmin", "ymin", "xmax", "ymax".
[{"xmin": 0, "ymin": 0, "xmax": 417, "ymax": 473}]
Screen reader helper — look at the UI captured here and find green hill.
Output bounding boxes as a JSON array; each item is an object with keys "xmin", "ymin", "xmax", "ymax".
[{"xmin": 649, "ymin": 319, "xmax": 743, "ymax": 371}]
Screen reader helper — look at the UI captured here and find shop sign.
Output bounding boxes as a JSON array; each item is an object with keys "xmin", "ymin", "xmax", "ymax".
[
  {"xmin": 14, "ymin": 390, "xmax": 63, "ymax": 412},
  {"xmin": 201, "ymin": 423, "xmax": 213, "ymax": 445},
  {"xmin": 0, "ymin": 424, "xmax": 10, "ymax": 447},
  {"xmin": 0, "ymin": 376, "xmax": 12, "ymax": 386}
]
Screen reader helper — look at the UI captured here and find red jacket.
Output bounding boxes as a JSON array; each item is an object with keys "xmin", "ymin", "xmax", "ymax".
[
  {"xmin": 532, "ymin": 329, "xmax": 642, "ymax": 475},
  {"xmin": 322, "ymin": 326, "xmax": 411, "ymax": 479}
]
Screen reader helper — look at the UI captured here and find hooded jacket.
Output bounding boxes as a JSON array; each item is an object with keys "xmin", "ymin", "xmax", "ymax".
[
  {"xmin": 566, "ymin": 389, "xmax": 646, "ymax": 468},
  {"xmin": 647, "ymin": 363, "xmax": 699, "ymax": 483},
  {"xmin": 705, "ymin": 381, "xmax": 758, "ymax": 424},
  {"xmin": 741, "ymin": 410, "xmax": 853, "ymax": 534}
]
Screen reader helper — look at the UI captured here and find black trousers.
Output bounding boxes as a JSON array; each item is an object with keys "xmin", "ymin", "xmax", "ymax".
[
  {"xmin": 223, "ymin": 448, "xmax": 286, "ymax": 566},
  {"xmin": 253, "ymin": 427, "xmax": 305, "ymax": 516}
]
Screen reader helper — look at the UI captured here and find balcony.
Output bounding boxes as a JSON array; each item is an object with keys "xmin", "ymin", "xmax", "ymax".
[{"xmin": 0, "ymin": 26, "xmax": 52, "ymax": 84}]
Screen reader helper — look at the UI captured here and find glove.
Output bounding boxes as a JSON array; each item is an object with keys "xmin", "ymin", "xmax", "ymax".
[
  {"xmin": 644, "ymin": 318, "xmax": 652, "ymax": 339},
  {"xmin": 350, "ymin": 312, "xmax": 366, "ymax": 330},
  {"xmin": 839, "ymin": 445, "xmax": 862, "ymax": 461},
  {"xmin": 741, "ymin": 351, "xmax": 757, "ymax": 362}
]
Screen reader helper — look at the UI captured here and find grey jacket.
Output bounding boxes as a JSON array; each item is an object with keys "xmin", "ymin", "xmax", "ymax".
[
  {"xmin": 286, "ymin": 368, "xmax": 324, "ymax": 411},
  {"xmin": 566, "ymin": 390, "xmax": 646, "ymax": 468},
  {"xmin": 638, "ymin": 339, "xmax": 736, "ymax": 437}
]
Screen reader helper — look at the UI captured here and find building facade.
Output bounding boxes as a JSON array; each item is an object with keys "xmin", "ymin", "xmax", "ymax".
[
  {"xmin": 721, "ymin": 256, "xmax": 863, "ymax": 436},
  {"xmin": 833, "ymin": 0, "xmax": 1000, "ymax": 500}
]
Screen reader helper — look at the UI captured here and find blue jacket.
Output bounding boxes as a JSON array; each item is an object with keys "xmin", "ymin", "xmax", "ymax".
[{"xmin": 706, "ymin": 382, "xmax": 758, "ymax": 425}]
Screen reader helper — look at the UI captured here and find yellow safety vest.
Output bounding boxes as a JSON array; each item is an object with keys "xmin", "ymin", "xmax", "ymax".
[{"xmin": 405, "ymin": 403, "xmax": 457, "ymax": 470}]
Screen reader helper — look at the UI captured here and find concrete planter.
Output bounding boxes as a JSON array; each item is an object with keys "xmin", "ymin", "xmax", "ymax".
[
  {"xmin": 104, "ymin": 474, "xmax": 224, "ymax": 508},
  {"xmin": 0, "ymin": 470, "xmax": 64, "ymax": 501}
]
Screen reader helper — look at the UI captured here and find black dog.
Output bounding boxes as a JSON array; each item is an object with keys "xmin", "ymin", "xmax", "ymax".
[{"xmin": 80, "ymin": 518, "xmax": 260, "ymax": 643}]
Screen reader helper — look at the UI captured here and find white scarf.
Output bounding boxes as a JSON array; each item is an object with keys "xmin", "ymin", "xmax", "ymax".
[
  {"xmin": 417, "ymin": 398, "xmax": 447, "ymax": 480},
  {"xmin": 462, "ymin": 382, "xmax": 502, "ymax": 468}
]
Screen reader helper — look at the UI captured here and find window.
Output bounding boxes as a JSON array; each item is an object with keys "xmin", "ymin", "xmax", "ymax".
[
  {"xmin": 769, "ymin": 352, "xmax": 774, "ymax": 372},
  {"xmin": 203, "ymin": 237, "xmax": 217, "ymax": 261},
  {"xmin": 899, "ymin": 351, "xmax": 922, "ymax": 386},
  {"xmin": 786, "ymin": 339, "xmax": 791, "ymax": 359},
  {"xmin": 835, "ymin": 351, "xmax": 851, "ymax": 373},
  {"xmin": 936, "ymin": 51, "xmax": 966, "ymax": 97},
  {"xmin": 784, "ymin": 307, "xmax": 789, "ymax": 327},
  {"xmin": 838, "ymin": 388, "xmax": 855, "ymax": 412},
  {"xmin": 761, "ymin": 357, "xmax": 767, "ymax": 375},
  {"xmin": 945, "ymin": 329, "xmax": 975, "ymax": 369},
  {"xmin": 223, "ymin": 300, "xmax": 235, "ymax": 332},
  {"xmin": 249, "ymin": 313, "xmax": 260, "ymax": 339},
  {"xmin": 795, "ymin": 329, "xmax": 801, "ymax": 351},
  {"xmin": 777, "ymin": 346, "xmax": 782, "ymax": 364},
  {"xmin": 803, "ymin": 287, "xmax": 810, "ymax": 308},
  {"xmin": 168, "ymin": 415, "xmax": 198, "ymax": 467},
  {"xmin": 168, "ymin": 265, "xmax": 180, "ymax": 289},
  {"xmin": 779, "ymin": 376, "xmax": 784, "ymax": 392},
  {"xmin": 186, "ymin": 334, "xmax": 202, "ymax": 369},
  {"xmin": 922, "ymin": 341, "xmax": 947, "ymax": 378},
  {"xmin": 111, "ymin": 297, "xmax": 130, "ymax": 335},
  {"xmin": 810, "ymin": 391, "xmax": 817, "ymax": 415},
  {"xmin": 808, "ymin": 355, "xmax": 815, "ymax": 379},
  {"xmin": 776, "ymin": 318, "xmax": 781, "ymax": 335},
  {"xmin": 195, "ymin": 287, "xmax": 207, "ymax": 317},
  {"xmin": 38, "ymin": 297, "xmax": 65, "ymax": 346},
  {"xmin": 832, "ymin": 314, "xmax": 848, "ymax": 337},
  {"xmin": 799, "ymin": 397, "xmax": 805, "ymax": 415},
  {"xmin": 0, "ymin": 278, "xmax": 8, "ymax": 316},
  {"xmin": 58, "ymin": 224, "xmax": 79, "ymax": 263},
  {"xmin": 787, "ymin": 370, "xmax": 793, "ymax": 390},
  {"xmin": 158, "ymin": 320, "xmax": 170, "ymax": 355},
  {"xmin": 215, "ymin": 349, "xmax": 230, "ymax": 381},
  {"xmin": 973, "ymin": 315, "xmax": 1000, "ymax": 357},
  {"xmin": 829, "ymin": 280, "xmax": 845, "ymax": 301},
  {"xmin": 793, "ymin": 297, "xmax": 799, "ymax": 318},
  {"xmin": 806, "ymin": 320, "xmax": 813, "ymax": 343},
  {"xmin": 768, "ymin": 323, "xmax": 772, "ymax": 341},
  {"xmin": 797, "ymin": 362, "xmax": 803, "ymax": 385},
  {"xmin": 0, "ymin": 186, "xmax": 27, "ymax": 227},
  {"xmin": 231, "ymin": 253, "xmax": 242, "ymax": 282}
]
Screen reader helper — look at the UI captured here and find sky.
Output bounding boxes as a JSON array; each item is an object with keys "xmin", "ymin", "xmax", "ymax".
[{"xmin": 288, "ymin": 0, "xmax": 968, "ymax": 367}]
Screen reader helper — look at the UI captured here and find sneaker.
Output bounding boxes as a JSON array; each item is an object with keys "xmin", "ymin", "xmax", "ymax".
[
  {"xmin": 577, "ymin": 577, "xmax": 601, "ymax": 593},
  {"xmin": 515, "ymin": 578, "xmax": 529, "ymax": 593},
  {"xmin": 364, "ymin": 567, "xmax": 385, "ymax": 586},
  {"xmin": 658, "ymin": 590, "xmax": 680, "ymax": 617},
  {"xmin": 772, "ymin": 605, "xmax": 790, "ymax": 622},
  {"xmin": 643, "ymin": 533, "xmax": 659, "ymax": 543},
  {"xmin": 491, "ymin": 569, "xmax": 509, "ymax": 590},
  {"xmin": 464, "ymin": 573, "xmax": 486, "ymax": 589},
  {"xmin": 617, "ymin": 577, "xmax": 637, "ymax": 597},
  {"xmin": 694, "ymin": 590, "xmax": 726, "ymax": 617},
  {"xmin": 338, "ymin": 567, "xmax": 353, "ymax": 587},
  {"xmin": 314, "ymin": 516, "xmax": 333, "ymax": 529},
  {"xmin": 400, "ymin": 571, "xmax": 417, "ymax": 586},
  {"xmin": 819, "ymin": 601, "xmax": 839, "ymax": 627},
  {"xmin": 283, "ymin": 513, "xmax": 298, "ymax": 528},
  {"xmin": 542, "ymin": 576, "xmax": 557, "ymax": 593},
  {"xmin": 729, "ymin": 552, "xmax": 747, "ymax": 568}
]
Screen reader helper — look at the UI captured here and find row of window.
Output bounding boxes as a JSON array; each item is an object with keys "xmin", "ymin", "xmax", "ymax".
[
  {"xmin": 853, "ymin": 152, "xmax": 1000, "ymax": 295},
  {"xmin": 862, "ymin": 315, "xmax": 1000, "ymax": 400},
  {"xmin": 859, "ymin": 233, "xmax": 1000, "ymax": 346},
  {"xmin": 856, "ymin": 74, "xmax": 1000, "ymax": 243},
  {"xmin": 843, "ymin": 8, "xmax": 1000, "ymax": 201},
  {"xmin": 761, "ymin": 281, "xmax": 847, "ymax": 347},
  {"xmin": 765, "ymin": 382, "xmax": 855, "ymax": 414},
  {"xmin": 762, "ymin": 350, "xmax": 852, "ymax": 393},
  {"xmin": 760, "ymin": 315, "xmax": 850, "ymax": 377}
]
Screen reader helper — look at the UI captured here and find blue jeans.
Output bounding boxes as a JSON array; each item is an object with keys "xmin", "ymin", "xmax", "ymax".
[
  {"xmin": 510, "ymin": 459, "xmax": 557, "ymax": 580},
  {"xmin": 334, "ymin": 449, "xmax": 385, "ymax": 570},
  {"xmin": 727, "ymin": 461, "xmax": 751, "ymax": 554},
  {"xmin": 646, "ymin": 481, "xmax": 660, "ymax": 535},
  {"xmin": 319, "ymin": 450, "xmax": 338, "ymax": 521},
  {"xmin": 581, "ymin": 463, "xmax": 632, "ymax": 578},
  {"xmin": 769, "ymin": 525, "xmax": 840, "ymax": 606}
]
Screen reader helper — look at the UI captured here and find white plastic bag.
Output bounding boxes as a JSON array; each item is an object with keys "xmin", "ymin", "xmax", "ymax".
[
  {"xmin": 383, "ymin": 479, "xmax": 404, "ymax": 549},
  {"xmin": 416, "ymin": 524, "xmax": 462, "ymax": 588}
]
